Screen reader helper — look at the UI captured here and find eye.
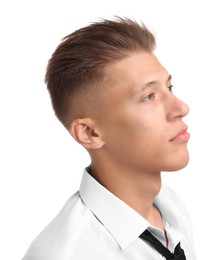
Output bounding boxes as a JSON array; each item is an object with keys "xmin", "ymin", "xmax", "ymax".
[
  {"xmin": 168, "ymin": 85, "xmax": 174, "ymax": 93},
  {"xmin": 144, "ymin": 93, "xmax": 155, "ymax": 101}
]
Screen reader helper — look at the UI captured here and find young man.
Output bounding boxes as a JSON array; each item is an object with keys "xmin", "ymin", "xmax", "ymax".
[{"xmin": 22, "ymin": 17, "xmax": 196, "ymax": 259}]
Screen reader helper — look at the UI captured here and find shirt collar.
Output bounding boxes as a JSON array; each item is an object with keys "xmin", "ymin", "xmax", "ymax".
[
  {"xmin": 79, "ymin": 167, "xmax": 187, "ymax": 249},
  {"xmin": 154, "ymin": 186, "xmax": 189, "ymax": 232},
  {"xmin": 79, "ymin": 167, "xmax": 149, "ymax": 249}
]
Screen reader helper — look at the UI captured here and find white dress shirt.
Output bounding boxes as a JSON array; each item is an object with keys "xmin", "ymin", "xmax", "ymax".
[{"xmin": 22, "ymin": 167, "xmax": 196, "ymax": 260}]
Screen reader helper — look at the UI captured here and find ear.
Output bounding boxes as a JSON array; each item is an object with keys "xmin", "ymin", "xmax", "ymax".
[{"xmin": 69, "ymin": 118, "xmax": 105, "ymax": 149}]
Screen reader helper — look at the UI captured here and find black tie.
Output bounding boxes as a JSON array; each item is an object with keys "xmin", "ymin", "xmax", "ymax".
[{"xmin": 140, "ymin": 229, "xmax": 186, "ymax": 260}]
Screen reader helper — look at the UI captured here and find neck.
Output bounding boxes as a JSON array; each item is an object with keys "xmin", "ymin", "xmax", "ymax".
[{"xmin": 91, "ymin": 159, "xmax": 162, "ymax": 224}]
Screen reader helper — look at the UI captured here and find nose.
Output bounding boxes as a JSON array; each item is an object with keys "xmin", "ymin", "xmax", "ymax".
[{"xmin": 166, "ymin": 95, "xmax": 189, "ymax": 121}]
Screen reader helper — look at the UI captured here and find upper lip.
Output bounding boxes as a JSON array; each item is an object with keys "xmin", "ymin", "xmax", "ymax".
[{"xmin": 170, "ymin": 126, "xmax": 188, "ymax": 141}]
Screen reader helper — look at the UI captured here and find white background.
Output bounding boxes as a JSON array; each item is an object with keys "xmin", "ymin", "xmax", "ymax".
[{"xmin": 1, "ymin": 0, "xmax": 223, "ymax": 259}]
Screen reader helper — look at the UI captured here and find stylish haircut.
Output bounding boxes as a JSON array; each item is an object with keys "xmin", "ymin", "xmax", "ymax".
[{"xmin": 45, "ymin": 17, "xmax": 156, "ymax": 129}]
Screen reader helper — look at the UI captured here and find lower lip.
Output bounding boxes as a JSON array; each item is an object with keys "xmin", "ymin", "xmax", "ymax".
[{"xmin": 170, "ymin": 132, "xmax": 190, "ymax": 143}]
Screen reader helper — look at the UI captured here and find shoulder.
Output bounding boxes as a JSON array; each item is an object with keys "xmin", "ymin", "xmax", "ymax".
[{"xmin": 22, "ymin": 191, "xmax": 93, "ymax": 260}]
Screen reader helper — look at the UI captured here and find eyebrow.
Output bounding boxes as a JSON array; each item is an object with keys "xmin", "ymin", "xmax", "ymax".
[{"xmin": 140, "ymin": 74, "xmax": 172, "ymax": 91}]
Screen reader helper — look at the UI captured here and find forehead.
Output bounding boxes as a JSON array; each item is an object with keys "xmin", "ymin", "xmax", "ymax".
[{"xmin": 106, "ymin": 51, "xmax": 169, "ymax": 89}]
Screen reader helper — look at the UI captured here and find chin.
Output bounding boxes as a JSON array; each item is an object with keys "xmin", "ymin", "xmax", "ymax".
[
  {"xmin": 171, "ymin": 160, "xmax": 189, "ymax": 171},
  {"xmin": 164, "ymin": 154, "xmax": 190, "ymax": 172}
]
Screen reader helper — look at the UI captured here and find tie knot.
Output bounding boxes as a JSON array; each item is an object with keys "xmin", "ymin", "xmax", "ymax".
[{"xmin": 139, "ymin": 229, "xmax": 186, "ymax": 260}]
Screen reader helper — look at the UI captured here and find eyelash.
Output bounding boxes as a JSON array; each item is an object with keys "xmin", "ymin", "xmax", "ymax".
[
  {"xmin": 144, "ymin": 85, "xmax": 174, "ymax": 102},
  {"xmin": 168, "ymin": 85, "xmax": 174, "ymax": 92}
]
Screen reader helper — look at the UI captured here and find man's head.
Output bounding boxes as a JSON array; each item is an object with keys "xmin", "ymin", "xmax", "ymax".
[
  {"xmin": 45, "ymin": 17, "xmax": 190, "ymax": 174},
  {"xmin": 45, "ymin": 17, "xmax": 156, "ymax": 130}
]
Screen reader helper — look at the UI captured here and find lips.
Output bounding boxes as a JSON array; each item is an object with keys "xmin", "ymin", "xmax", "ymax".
[{"xmin": 170, "ymin": 128, "xmax": 190, "ymax": 142}]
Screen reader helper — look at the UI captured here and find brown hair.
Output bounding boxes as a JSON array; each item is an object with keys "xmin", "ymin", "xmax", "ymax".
[{"xmin": 45, "ymin": 17, "xmax": 156, "ymax": 129}]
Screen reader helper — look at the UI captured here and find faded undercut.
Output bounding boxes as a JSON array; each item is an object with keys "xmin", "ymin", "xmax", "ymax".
[{"xmin": 45, "ymin": 17, "xmax": 156, "ymax": 129}]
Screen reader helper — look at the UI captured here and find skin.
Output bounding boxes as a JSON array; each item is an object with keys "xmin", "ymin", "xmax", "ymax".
[{"xmin": 70, "ymin": 51, "xmax": 190, "ymax": 232}]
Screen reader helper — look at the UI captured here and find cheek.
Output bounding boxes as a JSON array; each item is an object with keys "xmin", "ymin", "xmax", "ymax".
[
  {"xmin": 101, "ymin": 102, "xmax": 167, "ymax": 150},
  {"xmin": 104, "ymin": 111, "xmax": 162, "ymax": 154}
]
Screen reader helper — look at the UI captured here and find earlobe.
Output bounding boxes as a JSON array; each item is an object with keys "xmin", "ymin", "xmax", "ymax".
[{"xmin": 70, "ymin": 118, "xmax": 104, "ymax": 149}]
